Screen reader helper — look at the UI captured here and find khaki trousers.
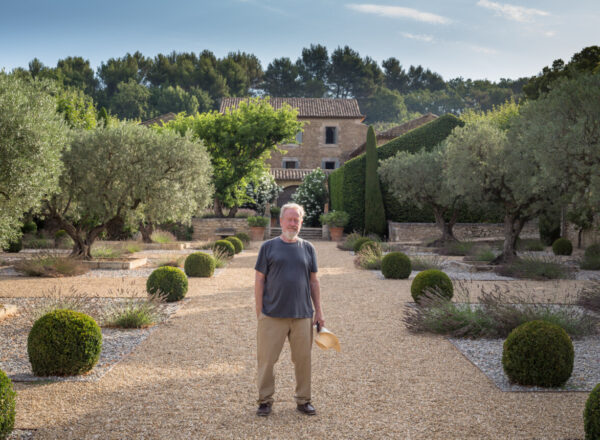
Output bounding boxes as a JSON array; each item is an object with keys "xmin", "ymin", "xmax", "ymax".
[{"xmin": 257, "ymin": 313, "xmax": 313, "ymax": 405}]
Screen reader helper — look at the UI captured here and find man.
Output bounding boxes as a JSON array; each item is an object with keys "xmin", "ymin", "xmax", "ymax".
[{"xmin": 254, "ymin": 202, "xmax": 324, "ymax": 417}]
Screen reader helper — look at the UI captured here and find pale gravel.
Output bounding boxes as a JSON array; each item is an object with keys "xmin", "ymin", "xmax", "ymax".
[{"xmin": 1, "ymin": 242, "xmax": 593, "ymax": 439}]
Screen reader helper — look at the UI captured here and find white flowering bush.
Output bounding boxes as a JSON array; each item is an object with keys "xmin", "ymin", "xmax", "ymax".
[
  {"xmin": 245, "ymin": 172, "xmax": 282, "ymax": 216},
  {"xmin": 292, "ymin": 168, "xmax": 328, "ymax": 227}
]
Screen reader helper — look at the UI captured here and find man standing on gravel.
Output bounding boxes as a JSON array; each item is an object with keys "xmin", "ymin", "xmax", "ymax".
[{"xmin": 254, "ymin": 202, "xmax": 324, "ymax": 417}]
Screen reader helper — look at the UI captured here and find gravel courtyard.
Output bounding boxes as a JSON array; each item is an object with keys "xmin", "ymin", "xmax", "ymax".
[{"xmin": 2, "ymin": 241, "xmax": 591, "ymax": 439}]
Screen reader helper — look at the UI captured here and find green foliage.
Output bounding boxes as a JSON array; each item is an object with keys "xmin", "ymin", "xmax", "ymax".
[
  {"xmin": 0, "ymin": 74, "xmax": 68, "ymax": 249},
  {"xmin": 151, "ymin": 230, "xmax": 176, "ymax": 244},
  {"xmin": 3, "ymin": 239, "xmax": 22, "ymax": 253},
  {"xmin": 354, "ymin": 247, "xmax": 383, "ymax": 270},
  {"xmin": 21, "ymin": 221, "xmax": 37, "ymax": 234},
  {"xmin": 585, "ymin": 244, "xmax": 600, "ymax": 259},
  {"xmin": 582, "ymin": 244, "xmax": 600, "ymax": 270},
  {"xmin": 146, "ymin": 266, "xmax": 188, "ymax": 302},
  {"xmin": 163, "ymin": 98, "xmax": 301, "ymax": 215},
  {"xmin": 360, "ymin": 86, "xmax": 408, "ymax": 124},
  {"xmin": 234, "ymin": 232, "xmax": 250, "ymax": 246},
  {"xmin": 214, "ymin": 240, "xmax": 235, "ymax": 257},
  {"xmin": 330, "ymin": 114, "xmax": 463, "ymax": 231},
  {"xmin": 502, "ymin": 320, "xmax": 574, "ymax": 387},
  {"xmin": 538, "ymin": 208, "xmax": 561, "ymax": 246},
  {"xmin": 224, "ymin": 236, "xmax": 243, "ymax": 254},
  {"xmin": 585, "ymin": 383, "xmax": 600, "ymax": 439},
  {"xmin": 247, "ymin": 216, "xmax": 269, "ymax": 227},
  {"xmin": 270, "ymin": 206, "xmax": 281, "ymax": 218},
  {"xmin": 55, "ymin": 87, "xmax": 97, "ymax": 129},
  {"xmin": 410, "ymin": 269, "xmax": 453, "ymax": 303},
  {"xmin": 328, "ymin": 167, "xmax": 344, "ymax": 212},
  {"xmin": 552, "ymin": 238, "xmax": 573, "ymax": 256},
  {"xmin": 359, "ymin": 240, "xmax": 382, "ymax": 256},
  {"xmin": 104, "ymin": 297, "xmax": 162, "ymax": 329},
  {"xmin": 184, "ymin": 252, "xmax": 215, "ymax": 277},
  {"xmin": 364, "ymin": 126, "xmax": 387, "ymax": 236},
  {"xmin": 320, "ymin": 210, "xmax": 349, "ymax": 228},
  {"xmin": 91, "ymin": 246, "xmax": 123, "ymax": 259},
  {"xmin": 517, "ymin": 239, "xmax": 545, "ymax": 252},
  {"xmin": 497, "ymin": 255, "xmax": 573, "ymax": 280},
  {"xmin": 337, "ymin": 232, "xmax": 363, "ymax": 251},
  {"xmin": 381, "ymin": 252, "xmax": 412, "ymax": 279},
  {"xmin": 27, "ymin": 309, "xmax": 102, "ymax": 376},
  {"xmin": 0, "ymin": 369, "xmax": 15, "ymax": 440},
  {"xmin": 352, "ymin": 237, "xmax": 372, "ymax": 253},
  {"xmin": 292, "ymin": 168, "xmax": 328, "ymax": 227}
]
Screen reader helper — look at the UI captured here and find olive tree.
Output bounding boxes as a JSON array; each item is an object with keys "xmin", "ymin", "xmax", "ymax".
[
  {"xmin": 44, "ymin": 122, "xmax": 212, "ymax": 258},
  {"xmin": 0, "ymin": 74, "xmax": 68, "ymax": 248},
  {"xmin": 379, "ymin": 143, "xmax": 460, "ymax": 245},
  {"xmin": 444, "ymin": 117, "xmax": 554, "ymax": 263}
]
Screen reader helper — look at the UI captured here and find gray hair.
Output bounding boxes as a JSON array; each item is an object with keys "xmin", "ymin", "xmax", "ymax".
[{"xmin": 280, "ymin": 203, "xmax": 305, "ymax": 219}]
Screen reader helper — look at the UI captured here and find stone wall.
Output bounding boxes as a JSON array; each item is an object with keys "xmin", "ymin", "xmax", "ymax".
[
  {"xmin": 388, "ymin": 221, "xmax": 539, "ymax": 243},
  {"xmin": 267, "ymin": 117, "xmax": 368, "ymax": 169},
  {"xmin": 192, "ymin": 218, "xmax": 252, "ymax": 241}
]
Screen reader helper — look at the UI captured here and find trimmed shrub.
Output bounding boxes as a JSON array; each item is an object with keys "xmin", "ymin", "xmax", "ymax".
[
  {"xmin": 552, "ymin": 238, "xmax": 573, "ymax": 256},
  {"xmin": 27, "ymin": 309, "xmax": 102, "ymax": 376},
  {"xmin": 353, "ymin": 237, "xmax": 372, "ymax": 253},
  {"xmin": 502, "ymin": 320, "xmax": 574, "ymax": 387},
  {"xmin": 0, "ymin": 369, "xmax": 15, "ymax": 440},
  {"xmin": 359, "ymin": 240, "xmax": 382, "ymax": 256},
  {"xmin": 582, "ymin": 244, "xmax": 600, "ymax": 270},
  {"xmin": 3, "ymin": 239, "xmax": 22, "ymax": 253},
  {"xmin": 184, "ymin": 252, "xmax": 215, "ymax": 277},
  {"xmin": 224, "ymin": 236, "xmax": 243, "ymax": 254},
  {"xmin": 146, "ymin": 266, "xmax": 188, "ymax": 302},
  {"xmin": 364, "ymin": 126, "xmax": 387, "ymax": 236},
  {"xmin": 411, "ymin": 269, "xmax": 453, "ymax": 303},
  {"xmin": 234, "ymin": 232, "xmax": 250, "ymax": 246},
  {"xmin": 381, "ymin": 252, "xmax": 411, "ymax": 279},
  {"xmin": 214, "ymin": 240, "xmax": 235, "ymax": 258},
  {"xmin": 21, "ymin": 221, "xmax": 37, "ymax": 234},
  {"xmin": 585, "ymin": 244, "xmax": 600, "ymax": 259},
  {"xmin": 585, "ymin": 383, "xmax": 600, "ymax": 440}
]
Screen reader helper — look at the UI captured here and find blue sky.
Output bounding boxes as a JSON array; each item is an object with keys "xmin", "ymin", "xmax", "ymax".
[{"xmin": 1, "ymin": 0, "xmax": 598, "ymax": 82}]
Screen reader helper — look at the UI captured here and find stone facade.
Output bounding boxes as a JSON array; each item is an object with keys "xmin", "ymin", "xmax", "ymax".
[
  {"xmin": 192, "ymin": 218, "xmax": 252, "ymax": 241},
  {"xmin": 268, "ymin": 117, "xmax": 368, "ymax": 170},
  {"xmin": 388, "ymin": 221, "xmax": 540, "ymax": 243}
]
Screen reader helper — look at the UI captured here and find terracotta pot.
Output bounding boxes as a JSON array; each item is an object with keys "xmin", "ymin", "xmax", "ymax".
[
  {"xmin": 250, "ymin": 226, "xmax": 266, "ymax": 241},
  {"xmin": 329, "ymin": 226, "xmax": 344, "ymax": 241}
]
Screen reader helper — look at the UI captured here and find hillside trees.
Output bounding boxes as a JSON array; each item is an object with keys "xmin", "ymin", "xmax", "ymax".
[
  {"xmin": 162, "ymin": 98, "xmax": 301, "ymax": 217},
  {"xmin": 44, "ymin": 123, "xmax": 213, "ymax": 257},
  {"xmin": 0, "ymin": 74, "xmax": 68, "ymax": 248}
]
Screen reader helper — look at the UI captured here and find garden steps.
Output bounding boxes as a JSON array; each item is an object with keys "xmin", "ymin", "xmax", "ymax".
[{"xmin": 269, "ymin": 227, "xmax": 324, "ymax": 240}]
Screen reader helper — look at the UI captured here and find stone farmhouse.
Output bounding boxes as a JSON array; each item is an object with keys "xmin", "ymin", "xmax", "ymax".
[{"xmin": 219, "ymin": 97, "xmax": 369, "ymax": 206}]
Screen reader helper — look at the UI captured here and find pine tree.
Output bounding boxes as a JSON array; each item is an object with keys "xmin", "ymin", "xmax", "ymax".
[{"xmin": 364, "ymin": 126, "xmax": 387, "ymax": 237}]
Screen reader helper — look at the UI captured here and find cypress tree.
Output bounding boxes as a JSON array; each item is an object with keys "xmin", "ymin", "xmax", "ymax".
[{"xmin": 364, "ymin": 126, "xmax": 387, "ymax": 236}]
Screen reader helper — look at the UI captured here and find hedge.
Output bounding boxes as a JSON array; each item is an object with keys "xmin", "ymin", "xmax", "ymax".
[{"xmin": 329, "ymin": 114, "xmax": 465, "ymax": 232}]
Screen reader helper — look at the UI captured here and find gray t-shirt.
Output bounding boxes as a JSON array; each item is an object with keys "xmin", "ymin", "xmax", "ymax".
[{"xmin": 255, "ymin": 237, "xmax": 318, "ymax": 318}]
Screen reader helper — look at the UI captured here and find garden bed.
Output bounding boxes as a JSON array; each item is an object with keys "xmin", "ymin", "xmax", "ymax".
[{"xmin": 81, "ymin": 257, "xmax": 148, "ymax": 270}]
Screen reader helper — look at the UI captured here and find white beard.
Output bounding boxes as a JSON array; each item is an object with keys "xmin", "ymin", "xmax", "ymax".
[{"xmin": 282, "ymin": 230, "xmax": 299, "ymax": 241}]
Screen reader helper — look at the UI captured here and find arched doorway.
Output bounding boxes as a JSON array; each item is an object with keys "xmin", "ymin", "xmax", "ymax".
[{"xmin": 278, "ymin": 185, "xmax": 299, "ymax": 207}]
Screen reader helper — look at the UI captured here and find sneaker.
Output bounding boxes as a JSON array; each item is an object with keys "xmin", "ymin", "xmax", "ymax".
[
  {"xmin": 296, "ymin": 403, "xmax": 316, "ymax": 415},
  {"xmin": 256, "ymin": 403, "xmax": 272, "ymax": 417}
]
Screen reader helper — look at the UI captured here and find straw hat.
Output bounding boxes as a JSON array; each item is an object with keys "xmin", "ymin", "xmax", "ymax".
[{"xmin": 314, "ymin": 326, "xmax": 341, "ymax": 352}]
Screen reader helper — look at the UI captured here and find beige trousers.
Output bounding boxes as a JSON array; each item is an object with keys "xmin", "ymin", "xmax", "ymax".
[{"xmin": 257, "ymin": 313, "xmax": 313, "ymax": 405}]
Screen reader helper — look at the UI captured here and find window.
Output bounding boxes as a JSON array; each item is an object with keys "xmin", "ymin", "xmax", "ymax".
[
  {"xmin": 295, "ymin": 131, "xmax": 303, "ymax": 144},
  {"xmin": 321, "ymin": 158, "xmax": 339, "ymax": 170},
  {"xmin": 283, "ymin": 159, "xmax": 299, "ymax": 169},
  {"xmin": 325, "ymin": 127, "xmax": 337, "ymax": 144}
]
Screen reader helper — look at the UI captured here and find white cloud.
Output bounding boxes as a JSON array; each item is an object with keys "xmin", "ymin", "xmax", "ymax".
[
  {"xmin": 346, "ymin": 4, "xmax": 451, "ymax": 24},
  {"xmin": 468, "ymin": 44, "xmax": 498, "ymax": 55},
  {"xmin": 401, "ymin": 32, "xmax": 435, "ymax": 43},
  {"xmin": 543, "ymin": 30, "xmax": 556, "ymax": 37},
  {"xmin": 476, "ymin": 0, "xmax": 549, "ymax": 22}
]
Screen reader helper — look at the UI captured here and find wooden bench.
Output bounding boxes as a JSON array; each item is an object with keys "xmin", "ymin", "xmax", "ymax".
[{"xmin": 215, "ymin": 227, "xmax": 236, "ymax": 239}]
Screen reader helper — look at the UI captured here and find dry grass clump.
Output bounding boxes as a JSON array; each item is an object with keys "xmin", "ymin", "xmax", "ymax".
[
  {"xmin": 104, "ymin": 293, "xmax": 165, "ymax": 329},
  {"xmin": 577, "ymin": 281, "xmax": 600, "ymax": 313},
  {"xmin": 157, "ymin": 256, "xmax": 186, "ymax": 268},
  {"xmin": 13, "ymin": 253, "xmax": 89, "ymax": 278},
  {"xmin": 18, "ymin": 286, "xmax": 95, "ymax": 321},
  {"xmin": 212, "ymin": 248, "xmax": 231, "ymax": 268},
  {"xmin": 404, "ymin": 282, "xmax": 598, "ymax": 339},
  {"xmin": 496, "ymin": 255, "xmax": 574, "ymax": 280},
  {"xmin": 353, "ymin": 247, "xmax": 382, "ymax": 270},
  {"xmin": 151, "ymin": 230, "xmax": 177, "ymax": 244},
  {"xmin": 410, "ymin": 255, "xmax": 445, "ymax": 271}
]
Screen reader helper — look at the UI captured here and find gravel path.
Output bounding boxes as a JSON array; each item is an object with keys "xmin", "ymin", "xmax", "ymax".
[{"xmin": 3, "ymin": 242, "xmax": 593, "ymax": 439}]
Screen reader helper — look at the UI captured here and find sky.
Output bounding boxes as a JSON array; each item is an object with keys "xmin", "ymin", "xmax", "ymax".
[{"xmin": 1, "ymin": 0, "xmax": 598, "ymax": 82}]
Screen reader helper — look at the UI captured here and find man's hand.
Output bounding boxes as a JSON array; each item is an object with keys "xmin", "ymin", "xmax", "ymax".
[{"xmin": 313, "ymin": 309, "xmax": 324, "ymax": 330}]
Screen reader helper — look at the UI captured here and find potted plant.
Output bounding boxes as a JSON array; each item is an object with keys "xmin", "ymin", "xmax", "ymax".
[
  {"xmin": 320, "ymin": 210, "xmax": 350, "ymax": 241},
  {"xmin": 270, "ymin": 206, "xmax": 281, "ymax": 227},
  {"xmin": 247, "ymin": 216, "xmax": 269, "ymax": 241}
]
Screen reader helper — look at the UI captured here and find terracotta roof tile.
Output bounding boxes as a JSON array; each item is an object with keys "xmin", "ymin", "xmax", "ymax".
[{"xmin": 220, "ymin": 98, "xmax": 364, "ymax": 119}]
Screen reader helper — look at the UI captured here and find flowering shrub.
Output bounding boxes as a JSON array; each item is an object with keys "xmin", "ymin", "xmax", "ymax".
[{"xmin": 292, "ymin": 168, "xmax": 328, "ymax": 226}]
